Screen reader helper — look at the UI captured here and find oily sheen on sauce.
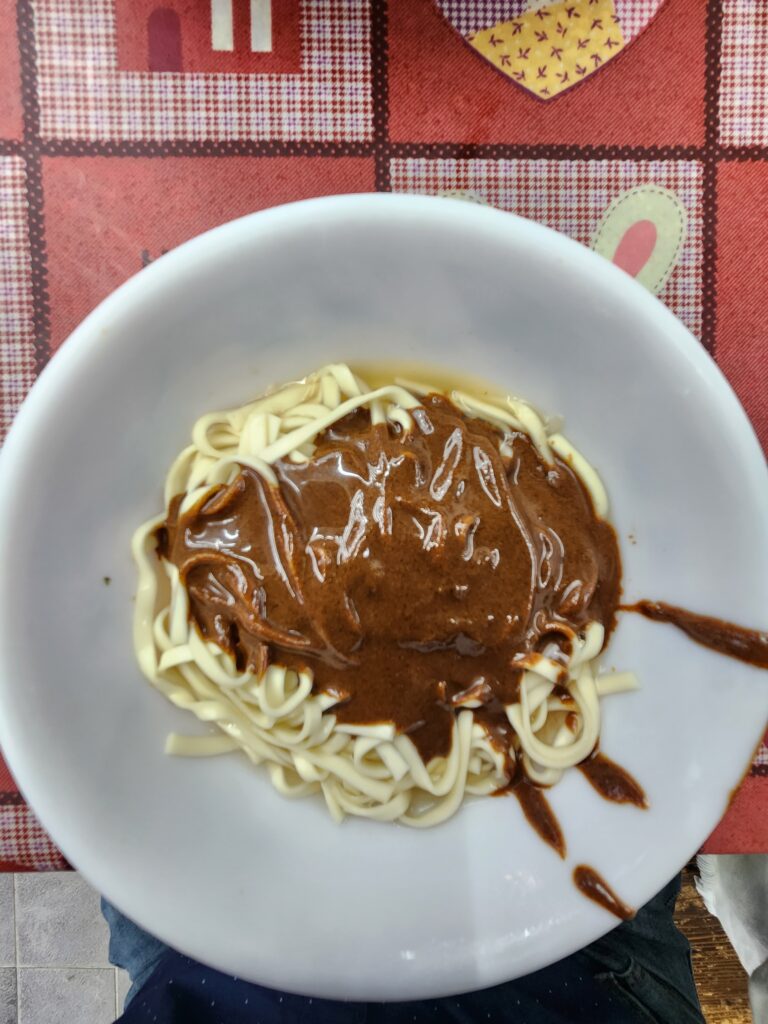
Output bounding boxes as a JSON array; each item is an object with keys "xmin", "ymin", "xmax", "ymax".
[{"xmin": 160, "ymin": 396, "xmax": 621, "ymax": 764}]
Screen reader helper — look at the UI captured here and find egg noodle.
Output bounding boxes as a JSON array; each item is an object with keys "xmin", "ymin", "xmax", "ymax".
[{"xmin": 132, "ymin": 364, "xmax": 637, "ymax": 827}]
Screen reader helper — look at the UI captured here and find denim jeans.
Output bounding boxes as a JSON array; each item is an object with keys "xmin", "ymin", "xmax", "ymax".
[{"xmin": 103, "ymin": 875, "xmax": 704, "ymax": 1023}]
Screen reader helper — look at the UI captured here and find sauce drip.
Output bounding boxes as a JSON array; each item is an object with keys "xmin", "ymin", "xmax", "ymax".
[
  {"xmin": 160, "ymin": 395, "xmax": 622, "ymax": 765},
  {"xmin": 514, "ymin": 782, "xmax": 566, "ymax": 859},
  {"xmin": 623, "ymin": 601, "xmax": 768, "ymax": 669},
  {"xmin": 578, "ymin": 752, "xmax": 647, "ymax": 808},
  {"xmin": 573, "ymin": 865, "xmax": 635, "ymax": 921}
]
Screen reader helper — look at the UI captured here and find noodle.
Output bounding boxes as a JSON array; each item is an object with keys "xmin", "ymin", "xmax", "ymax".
[{"xmin": 132, "ymin": 364, "xmax": 637, "ymax": 827}]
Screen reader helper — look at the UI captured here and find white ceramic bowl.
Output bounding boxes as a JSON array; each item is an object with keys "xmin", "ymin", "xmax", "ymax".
[{"xmin": 1, "ymin": 194, "xmax": 767, "ymax": 1001}]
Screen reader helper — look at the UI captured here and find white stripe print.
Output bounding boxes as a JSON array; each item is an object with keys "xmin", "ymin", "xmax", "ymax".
[
  {"xmin": 211, "ymin": 1, "xmax": 273, "ymax": 53},
  {"xmin": 251, "ymin": 0, "xmax": 273, "ymax": 52},
  {"xmin": 211, "ymin": 0, "xmax": 234, "ymax": 51}
]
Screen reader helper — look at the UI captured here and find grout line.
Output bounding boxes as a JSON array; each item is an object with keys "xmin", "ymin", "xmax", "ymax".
[
  {"xmin": 16, "ymin": 965, "xmax": 116, "ymax": 971},
  {"xmin": 13, "ymin": 875, "xmax": 20, "ymax": 1024},
  {"xmin": 10, "ymin": 876, "xmax": 17, "ymax": 966}
]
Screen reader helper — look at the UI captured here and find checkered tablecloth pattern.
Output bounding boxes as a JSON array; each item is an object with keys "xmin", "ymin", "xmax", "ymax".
[
  {"xmin": 0, "ymin": 157, "xmax": 36, "ymax": 442},
  {"xmin": 391, "ymin": 157, "xmax": 704, "ymax": 335},
  {"xmin": 34, "ymin": 0, "xmax": 372, "ymax": 142},
  {"xmin": 0, "ymin": 0, "xmax": 767, "ymax": 868},
  {"xmin": 719, "ymin": 0, "xmax": 768, "ymax": 147}
]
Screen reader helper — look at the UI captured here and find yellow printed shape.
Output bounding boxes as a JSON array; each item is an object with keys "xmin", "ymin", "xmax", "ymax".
[{"xmin": 469, "ymin": 0, "xmax": 625, "ymax": 100}]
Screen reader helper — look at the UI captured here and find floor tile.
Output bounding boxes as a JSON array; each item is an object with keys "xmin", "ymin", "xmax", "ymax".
[
  {"xmin": 18, "ymin": 969, "xmax": 114, "ymax": 1024},
  {"xmin": 15, "ymin": 874, "xmax": 110, "ymax": 967},
  {"xmin": 0, "ymin": 969, "xmax": 16, "ymax": 1024},
  {"xmin": 116, "ymin": 969, "xmax": 130, "ymax": 1014},
  {"xmin": 0, "ymin": 877, "xmax": 14, "ymax": 966}
]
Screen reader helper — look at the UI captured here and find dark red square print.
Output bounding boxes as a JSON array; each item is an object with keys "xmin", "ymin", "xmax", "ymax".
[
  {"xmin": 716, "ymin": 162, "xmax": 768, "ymax": 453},
  {"xmin": 0, "ymin": 4, "xmax": 23, "ymax": 139},
  {"xmin": 388, "ymin": 0, "xmax": 705, "ymax": 148},
  {"xmin": 115, "ymin": 0, "xmax": 300, "ymax": 74},
  {"xmin": 42, "ymin": 156, "xmax": 375, "ymax": 350}
]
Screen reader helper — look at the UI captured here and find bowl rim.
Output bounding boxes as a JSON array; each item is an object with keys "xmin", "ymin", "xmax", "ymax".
[{"xmin": 3, "ymin": 192, "xmax": 764, "ymax": 476}]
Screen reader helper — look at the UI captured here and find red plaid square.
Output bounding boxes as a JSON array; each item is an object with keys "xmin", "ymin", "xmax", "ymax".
[
  {"xmin": 0, "ymin": 804, "xmax": 67, "ymax": 871},
  {"xmin": 719, "ymin": 0, "xmax": 768, "ymax": 146},
  {"xmin": 34, "ymin": 0, "xmax": 372, "ymax": 141},
  {"xmin": 391, "ymin": 158, "xmax": 703, "ymax": 338},
  {"xmin": 0, "ymin": 158, "xmax": 36, "ymax": 443}
]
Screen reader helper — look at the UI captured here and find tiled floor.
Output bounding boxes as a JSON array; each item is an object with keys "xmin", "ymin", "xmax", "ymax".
[
  {"xmin": 0, "ymin": 873, "xmax": 129, "ymax": 1024},
  {"xmin": 0, "ymin": 867, "xmax": 754, "ymax": 1022}
]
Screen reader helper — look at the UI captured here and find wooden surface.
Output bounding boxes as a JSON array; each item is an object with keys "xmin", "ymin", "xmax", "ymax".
[{"xmin": 675, "ymin": 866, "xmax": 751, "ymax": 1024}]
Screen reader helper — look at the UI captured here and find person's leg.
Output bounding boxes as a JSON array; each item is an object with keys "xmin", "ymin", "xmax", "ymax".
[
  {"xmin": 105, "ymin": 874, "xmax": 704, "ymax": 1023},
  {"xmin": 373, "ymin": 875, "xmax": 703, "ymax": 1024},
  {"xmin": 101, "ymin": 899, "xmax": 169, "ymax": 1009},
  {"xmin": 576, "ymin": 874, "xmax": 704, "ymax": 1023}
]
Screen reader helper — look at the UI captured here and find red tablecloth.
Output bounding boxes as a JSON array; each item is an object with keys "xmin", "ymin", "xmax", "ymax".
[{"xmin": 1, "ymin": 0, "xmax": 767, "ymax": 869}]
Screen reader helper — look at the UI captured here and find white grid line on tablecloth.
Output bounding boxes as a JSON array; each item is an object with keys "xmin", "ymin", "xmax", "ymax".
[
  {"xmin": 0, "ymin": 157, "xmax": 36, "ymax": 443},
  {"xmin": 719, "ymin": 0, "xmax": 768, "ymax": 146},
  {"xmin": 33, "ymin": 0, "xmax": 372, "ymax": 141},
  {"xmin": 390, "ymin": 157, "xmax": 703, "ymax": 338}
]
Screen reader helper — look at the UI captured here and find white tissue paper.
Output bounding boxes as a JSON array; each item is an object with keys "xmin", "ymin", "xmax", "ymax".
[{"xmin": 696, "ymin": 854, "xmax": 768, "ymax": 1022}]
